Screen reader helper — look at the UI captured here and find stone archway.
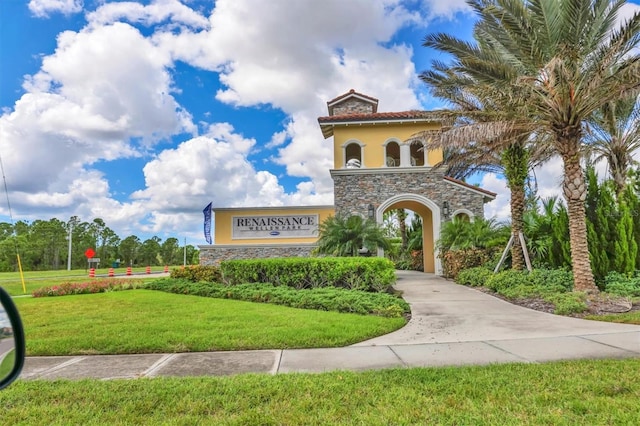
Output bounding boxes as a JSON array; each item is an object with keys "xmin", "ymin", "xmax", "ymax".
[{"xmin": 374, "ymin": 193, "xmax": 442, "ymax": 274}]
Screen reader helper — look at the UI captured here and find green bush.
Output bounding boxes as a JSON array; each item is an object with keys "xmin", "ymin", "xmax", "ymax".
[
  {"xmin": 145, "ymin": 278, "xmax": 410, "ymax": 318},
  {"xmin": 529, "ymin": 269, "xmax": 574, "ymax": 292},
  {"xmin": 456, "ymin": 267, "xmax": 493, "ymax": 287},
  {"xmin": 169, "ymin": 265, "xmax": 221, "ymax": 283},
  {"xmin": 499, "ymin": 283, "xmax": 547, "ymax": 299},
  {"xmin": 603, "ymin": 271, "xmax": 640, "ymax": 297},
  {"xmin": 441, "ymin": 248, "xmax": 494, "ymax": 279},
  {"xmin": 458, "ymin": 267, "xmax": 585, "ymax": 315},
  {"xmin": 545, "ymin": 292, "xmax": 587, "ymax": 315},
  {"xmin": 220, "ymin": 257, "xmax": 396, "ymax": 293},
  {"xmin": 485, "ymin": 270, "xmax": 533, "ymax": 292}
]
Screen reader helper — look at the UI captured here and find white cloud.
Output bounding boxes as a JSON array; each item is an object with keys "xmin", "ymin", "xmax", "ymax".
[
  {"xmin": 130, "ymin": 123, "xmax": 286, "ymax": 217},
  {"xmin": 28, "ymin": 0, "xmax": 83, "ymax": 18},
  {"xmin": 481, "ymin": 173, "xmax": 510, "ymax": 221},
  {"xmin": 0, "ymin": 19, "xmax": 198, "ymax": 193},
  {"xmin": 1, "ymin": 0, "xmax": 454, "ymax": 241},
  {"xmin": 532, "ymin": 157, "xmax": 565, "ymax": 201},
  {"xmin": 86, "ymin": 0, "xmax": 209, "ymax": 29},
  {"xmin": 420, "ymin": 0, "xmax": 471, "ymax": 20},
  {"xmin": 152, "ymin": 0, "xmax": 422, "ymax": 192}
]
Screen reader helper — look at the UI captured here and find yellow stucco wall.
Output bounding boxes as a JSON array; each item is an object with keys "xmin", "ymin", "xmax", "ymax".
[
  {"xmin": 214, "ymin": 206, "xmax": 335, "ymax": 245},
  {"xmin": 332, "ymin": 122, "xmax": 444, "ymax": 169}
]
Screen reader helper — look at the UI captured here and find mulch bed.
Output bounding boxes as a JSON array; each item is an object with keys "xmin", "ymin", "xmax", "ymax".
[{"xmin": 475, "ymin": 287, "xmax": 637, "ymax": 317}]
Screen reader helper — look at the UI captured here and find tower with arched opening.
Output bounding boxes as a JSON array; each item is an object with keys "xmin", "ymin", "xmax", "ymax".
[{"xmin": 318, "ymin": 90, "xmax": 496, "ymax": 274}]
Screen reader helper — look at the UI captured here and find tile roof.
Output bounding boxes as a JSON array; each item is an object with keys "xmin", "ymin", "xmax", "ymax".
[
  {"xmin": 318, "ymin": 110, "xmax": 442, "ymax": 123},
  {"xmin": 443, "ymin": 176, "xmax": 497, "ymax": 199},
  {"xmin": 326, "ymin": 89, "xmax": 379, "ymax": 106},
  {"xmin": 318, "ymin": 110, "xmax": 445, "ymax": 138}
]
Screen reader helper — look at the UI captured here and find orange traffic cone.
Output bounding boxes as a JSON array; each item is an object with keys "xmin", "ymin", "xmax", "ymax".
[
  {"xmin": 164, "ymin": 265, "xmax": 168, "ymax": 273},
  {"xmin": 146, "ymin": 266, "xmax": 151, "ymax": 274},
  {"xmin": 126, "ymin": 266, "xmax": 132, "ymax": 276},
  {"xmin": 108, "ymin": 268, "xmax": 114, "ymax": 277},
  {"xmin": 89, "ymin": 268, "xmax": 95, "ymax": 278}
]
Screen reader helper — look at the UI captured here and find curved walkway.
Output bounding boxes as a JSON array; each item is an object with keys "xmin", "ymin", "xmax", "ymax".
[{"xmin": 21, "ymin": 271, "xmax": 640, "ymax": 380}]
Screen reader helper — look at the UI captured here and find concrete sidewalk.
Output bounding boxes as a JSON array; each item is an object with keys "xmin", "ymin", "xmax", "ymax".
[{"xmin": 21, "ymin": 271, "xmax": 640, "ymax": 380}]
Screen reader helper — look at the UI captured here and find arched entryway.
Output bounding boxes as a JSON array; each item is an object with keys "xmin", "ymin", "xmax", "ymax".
[{"xmin": 374, "ymin": 194, "xmax": 442, "ymax": 274}]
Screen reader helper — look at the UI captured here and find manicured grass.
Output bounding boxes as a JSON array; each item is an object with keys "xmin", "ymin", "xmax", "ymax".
[
  {"xmin": 14, "ymin": 290, "xmax": 405, "ymax": 355},
  {"xmin": 585, "ymin": 310, "xmax": 640, "ymax": 325},
  {"xmin": 2, "ymin": 359, "xmax": 640, "ymax": 424},
  {"xmin": 0, "ymin": 267, "xmax": 168, "ymax": 296},
  {"xmin": 0, "ymin": 350, "xmax": 15, "ymax": 377}
]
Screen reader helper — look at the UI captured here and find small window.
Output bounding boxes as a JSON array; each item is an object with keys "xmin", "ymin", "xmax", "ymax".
[
  {"xmin": 385, "ymin": 141, "xmax": 400, "ymax": 167},
  {"xmin": 410, "ymin": 141, "xmax": 425, "ymax": 166},
  {"xmin": 345, "ymin": 143, "xmax": 362, "ymax": 168},
  {"xmin": 454, "ymin": 213, "xmax": 471, "ymax": 222}
]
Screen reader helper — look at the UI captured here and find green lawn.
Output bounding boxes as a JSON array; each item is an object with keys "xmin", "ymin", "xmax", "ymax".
[
  {"xmin": 14, "ymin": 290, "xmax": 405, "ymax": 355},
  {"xmin": 1, "ymin": 359, "xmax": 639, "ymax": 424},
  {"xmin": 585, "ymin": 310, "xmax": 640, "ymax": 325}
]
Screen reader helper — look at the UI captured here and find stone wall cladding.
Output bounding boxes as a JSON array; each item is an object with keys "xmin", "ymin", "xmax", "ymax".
[
  {"xmin": 332, "ymin": 168, "xmax": 486, "ymax": 220},
  {"xmin": 332, "ymin": 99, "xmax": 374, "ymax": 115},
  {"xmin": 200, "ymin": 245, "xmax": 316, "ymax": 266}
]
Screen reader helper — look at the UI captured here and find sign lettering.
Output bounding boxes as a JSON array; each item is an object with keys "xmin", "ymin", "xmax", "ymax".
[{"xmin": 232, "ymin": 214, "xmax": 319, "ymax": 239}]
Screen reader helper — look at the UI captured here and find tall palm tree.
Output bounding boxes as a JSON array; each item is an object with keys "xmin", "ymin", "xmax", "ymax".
[
  {"xmin": 315, "ymin": 215, "xmax": 390, "ymax": 257},
  {"xmin": 585, "ymin": 96, "xmax": 640, "ymax": 196},
  {"xmin": 419, "ymin": 65, "xmax": 552, "ymax": 270},
  {"xmin": 423, "ymin": 0, "xmax": 640, "ymax": 292}
]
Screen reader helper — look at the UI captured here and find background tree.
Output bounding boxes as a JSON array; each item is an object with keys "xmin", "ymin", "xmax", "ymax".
[
  {"xmin": 160, "ymin": 237, "xmax": 180, "ymax": 265},
  {"xmin": 139, "ymin": 236, "xmax": 162, "ymax": 266},
  {"xmin": 524, "ymin": 197, "xmax": 571, "ymax": 270},
  {"xmin": 585, "ymin": 96, "xmax": 640, "ymax": 196},
  {"xmin": 119, "ymin": 235, "xmax": 141, "ymax": 267}
]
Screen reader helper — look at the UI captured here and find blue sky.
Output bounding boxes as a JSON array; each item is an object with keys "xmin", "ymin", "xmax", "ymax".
[{"xmin": 1, "ymin": 0, "xmax": 639, "ymax": 245}]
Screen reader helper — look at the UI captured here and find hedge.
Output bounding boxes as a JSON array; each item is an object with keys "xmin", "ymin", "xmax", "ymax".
[
  {"xmin": 219, "ymin": 257, "xmax": 396, "ymax": 293},
  {"xmin": 145, "ymin": 279, "xmax": 409, "ymax": 318}
]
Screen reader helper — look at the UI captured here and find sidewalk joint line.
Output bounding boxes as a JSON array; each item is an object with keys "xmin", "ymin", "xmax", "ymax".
[
  {"xmin": 387, "ymin": 346, "xmax": 409, "ymax": 367},
  {"xmin": 576, "ymin": 334, "xmax": 640, "ymax": 354},
  {"xmin": 482, "ymin": 341, "xmax": 536, "ymax": 363},
  {"xmin": 142, "ymin": 353, "xmax": 178, "ymax": 377},
  {"xmin": 38, "ymin": 356, "xmax": 87, "ymax": 378},
  {"xmin": 272, "ymin": 350, "xmax": 283, "ymax": 375}
]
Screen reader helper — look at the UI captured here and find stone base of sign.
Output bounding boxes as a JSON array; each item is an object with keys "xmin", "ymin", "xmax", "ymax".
[{"xmin": 199, "ymin": 244, "xmax": 317, "ymax": 266}]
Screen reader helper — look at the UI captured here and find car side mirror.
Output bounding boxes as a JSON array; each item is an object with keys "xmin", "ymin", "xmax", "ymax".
[{"xmin": 0, "ymin": 287, "xmax": 25, "ymax": 390}]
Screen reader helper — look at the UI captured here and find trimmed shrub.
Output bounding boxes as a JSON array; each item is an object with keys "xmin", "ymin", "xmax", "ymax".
[
  {"xmin": 545, "ymin": 292, "xmax": 588, "ymax": 315},
  {"xmin": 529, "ymin": 269, "xmax": 574, "ymax": 292},
  {"xmin": 145, "ymin": 278, "xmax": 410, "ymax": 318},
  {"xmin": 170, "ymin": 265, "xmax": 221, "ymax": 283},
  {"xmin": 220, "ymin": 257, "xmax": 396, "ymax": 293},
  {"xmin": 456, "ymin": 267, "xmax": 493, "ymax": 287},
  {"xmin": 485, "ymin": 270, "xmax": 533, "ymax": 292},
  {"xmin": 604, "ymin": 271, "xmax": 640, "ymax": 297},
  {"xmin": 441, "ymin": 248, "xmax": 493, "ymax": 279}
]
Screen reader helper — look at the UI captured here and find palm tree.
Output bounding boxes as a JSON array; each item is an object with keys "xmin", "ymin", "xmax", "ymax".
[
  {"xmin": 585, "ymin": 96, "xmax": 640, "ymax": 196},
  {"xmin": 438, "ymin": 217, "xmax": 510, "ymax": 253},
  {"xmin": 419, "ymin": 65, "xmax": 552, "ymax": 270},
  {"xmin": 423, "ymin": 0, "xmax": 640, "ymax": 293},
  {"xmin": 315, "ymin": 215, "xmax": 390, "ymax": 257}
]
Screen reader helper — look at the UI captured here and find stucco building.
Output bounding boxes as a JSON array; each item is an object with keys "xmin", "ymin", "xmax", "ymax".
[{"xmin": 200, "ymin": 90, "xmax": 496, "ymax": 274}]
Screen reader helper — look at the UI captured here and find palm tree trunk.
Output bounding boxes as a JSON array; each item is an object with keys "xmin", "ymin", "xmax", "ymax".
[
  {"xmin": 398, "ymin": 209, "xmax": 408, "ymax": 250},
  {"xmin": 509, "ymin": 183, "xmax": 526, "ymax": 270},
  {"xmin": 560, "ymin": 138, "xmax": 599, "ymax": 293}
]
